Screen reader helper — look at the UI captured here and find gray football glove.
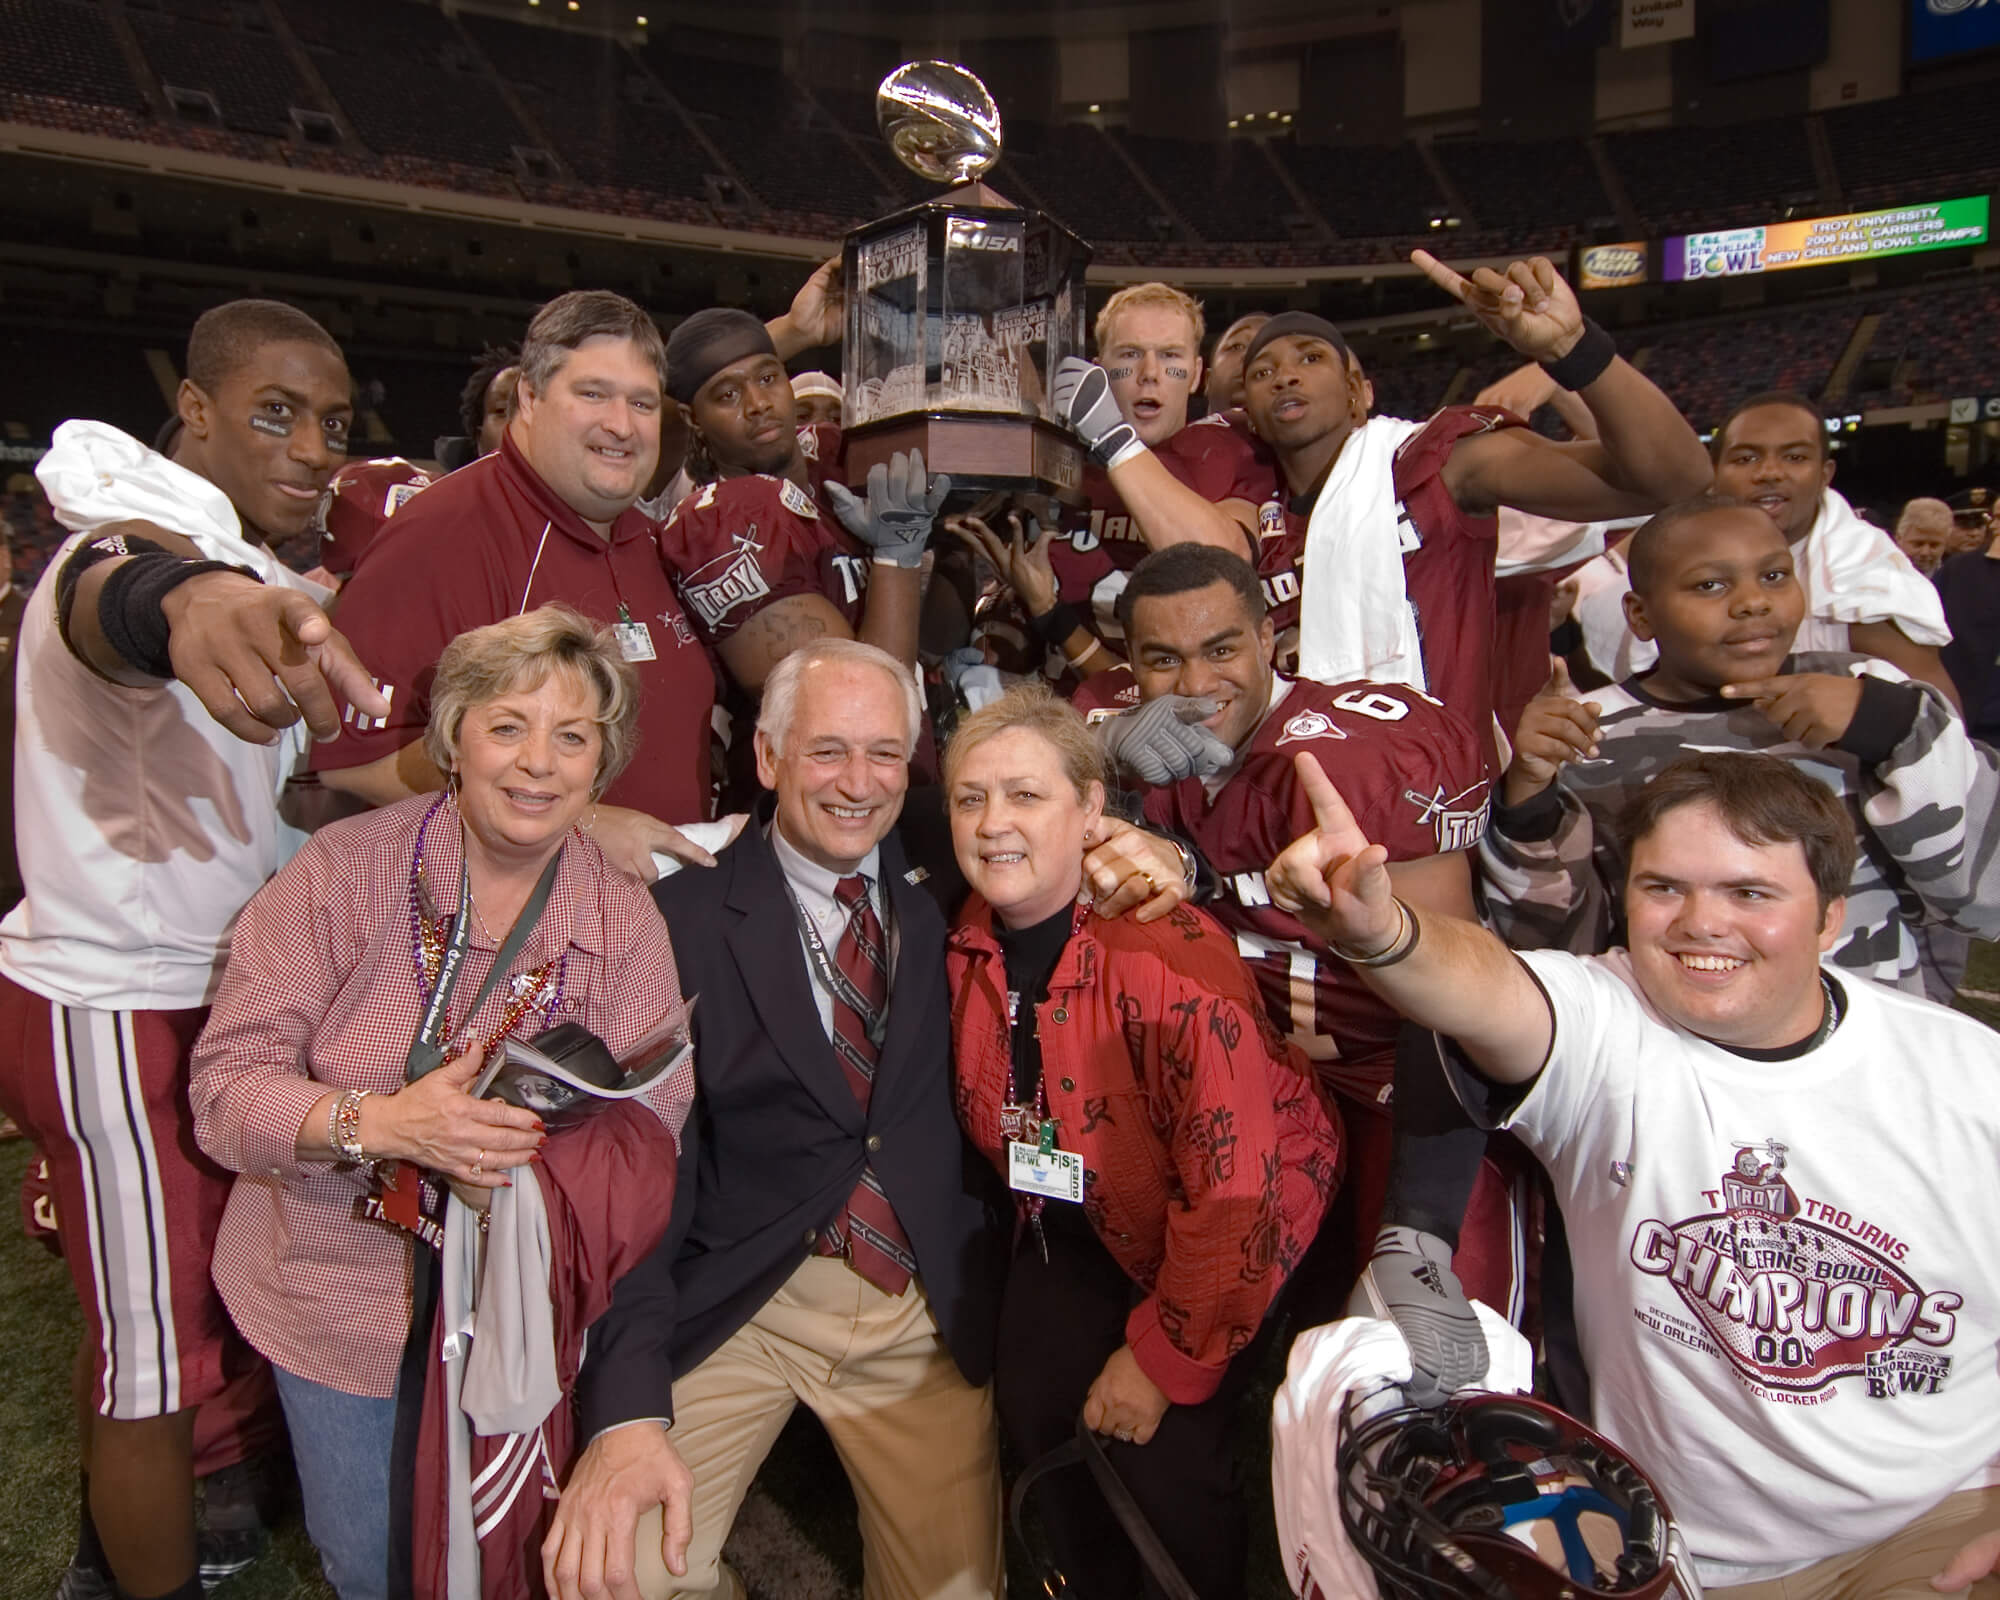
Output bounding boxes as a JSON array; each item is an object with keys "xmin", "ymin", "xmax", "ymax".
[
  {"xmin": 824, "ymin": 448, "xmax": 951, "ymax": 569},
  {"xmin": 1053, "ymin": 357, "xmax": 1147, "ymax": 470},
  {"xmin": 1098, "ymin": 695, "xmax": 1234, "ymax": 785},
  {"xmin": 1347, "ymin": 1225, "xmax": 1488, "ymax": 1408}
]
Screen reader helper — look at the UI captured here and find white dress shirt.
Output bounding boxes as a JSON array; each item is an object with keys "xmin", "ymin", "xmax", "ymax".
[{"xmin": 768, "ymin": 821, "xmax": 895, "ymax": 1042}]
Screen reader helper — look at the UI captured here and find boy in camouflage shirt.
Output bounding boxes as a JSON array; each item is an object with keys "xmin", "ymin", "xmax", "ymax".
[{"xmin": 1482, "ymin": 493, "xmax": 2000, "ymax": 1001}]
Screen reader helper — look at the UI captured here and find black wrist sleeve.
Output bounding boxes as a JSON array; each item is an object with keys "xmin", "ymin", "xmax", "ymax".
[
  {"xmin": 1541, "ymin": 317, "xmax": 1617, "ymax": 391},
  {"xmin": 98, "ymin": 553, "xmax": 257, "ymax": 680},
  {"xmin": 1027, "ymin": 601, "xmax": 1086, "ymax": 646},
  {"xmin": 1832, "ymin": 673, "xmax": 1925, "ymax": 766},
  {"xmin": 55, "ymin": 533, "xmax": 183, "ymax": 667},
  {"xmin": 1492, "ymin": 781, "xmax": 1567, "ymax": 843}
]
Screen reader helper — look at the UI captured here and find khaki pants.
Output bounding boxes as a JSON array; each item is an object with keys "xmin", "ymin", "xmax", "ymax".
[
  {"xmin": 1713, "ymin": 1487, "xmax": 2000, "ymax": 1600},
  {"xmin": 634, "ymin": 1255, "xmax": 1003, "ymax": 1600}
]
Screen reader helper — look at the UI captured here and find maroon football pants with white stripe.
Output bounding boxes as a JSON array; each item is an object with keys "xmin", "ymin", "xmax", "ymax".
[{"xmin": 0, "ymin": 975, "xmax": 278, "ymax": 1469}]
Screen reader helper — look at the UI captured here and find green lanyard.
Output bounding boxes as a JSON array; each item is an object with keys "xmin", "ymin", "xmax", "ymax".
[{"xmin": 405, "ymin": 844, "xmax": 563, "ymax": 1080}]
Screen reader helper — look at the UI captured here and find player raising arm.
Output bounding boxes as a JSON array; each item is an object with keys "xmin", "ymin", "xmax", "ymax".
[{"xmin": 1267, "ymin": 752, "xmax": 1551, "ymax": 1083}]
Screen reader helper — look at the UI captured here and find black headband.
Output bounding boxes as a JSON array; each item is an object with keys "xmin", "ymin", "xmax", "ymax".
[
  {"xmin": 1243, "ymin": 312, "xmax": 1351, "ymax": 369},
  {"xmin": 666, "ymin": 308, "xmax": 776, "ymax": 405}
]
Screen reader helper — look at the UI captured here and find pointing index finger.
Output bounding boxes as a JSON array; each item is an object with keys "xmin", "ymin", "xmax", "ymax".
[
  {"xmin": 1409, "ymin": 249, "xmax": 1469, "ymax": 303},
  {"xmin": 1719, "ymin": 678, "xmax": 1780, "ymax": 699},
  {"xmin": 1293, "ymin": 752, "xmax": 1359, "ymax": 839}
]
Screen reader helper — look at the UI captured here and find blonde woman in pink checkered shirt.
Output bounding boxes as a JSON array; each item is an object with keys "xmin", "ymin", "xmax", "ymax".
[{"xmin": 192, "ymin": 604, "xmax": 689, "ymax": 1600}]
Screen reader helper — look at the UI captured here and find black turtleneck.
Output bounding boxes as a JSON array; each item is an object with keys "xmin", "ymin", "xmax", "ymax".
[{"xmin": 996, "ymin": 901, "xmax": 1076, "ymax": 1104}]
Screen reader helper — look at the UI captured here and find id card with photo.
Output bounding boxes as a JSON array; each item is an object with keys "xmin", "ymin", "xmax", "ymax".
[
  {"xmin": 1008, "ymin": 1140, "xmax": 1083, "ymax": 1204},
  {"xmin": 613, "ymin": 620, "xmax": 657, "ymax": 662}
]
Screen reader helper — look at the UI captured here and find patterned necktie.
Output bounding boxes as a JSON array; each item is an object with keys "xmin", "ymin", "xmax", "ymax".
[{"xmin": 818, "ymin": 875, "xmax": 915, "ymax": 1296}]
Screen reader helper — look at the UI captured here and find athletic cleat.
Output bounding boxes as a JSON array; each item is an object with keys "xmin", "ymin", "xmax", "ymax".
[
  {"xmin": 52, "ymin": 1564, "xmax": 115, "ymax": 1600},
  {"xmin": 198, "ymin": 1525, "xmax": 269, "ymax": 1590}
]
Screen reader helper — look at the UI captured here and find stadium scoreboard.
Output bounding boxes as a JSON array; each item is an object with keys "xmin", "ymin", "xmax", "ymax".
[{"xmin": 1663, "ymin": 197, "xmax": 1990, "ymax": 283}]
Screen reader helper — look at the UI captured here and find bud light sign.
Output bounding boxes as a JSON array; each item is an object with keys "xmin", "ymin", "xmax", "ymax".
[{"xmin": 1577, "ymin": 242, "xmax": 1648, "ymax": 289}]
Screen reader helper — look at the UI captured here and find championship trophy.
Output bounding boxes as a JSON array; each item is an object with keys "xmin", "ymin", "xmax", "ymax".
[{"xmin": 841, "ymin": 61, "xmax": 1092, "ymax": 505}]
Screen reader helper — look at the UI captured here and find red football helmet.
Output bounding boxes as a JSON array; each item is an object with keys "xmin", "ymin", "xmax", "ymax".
[
  {"xmin": 314, "ymin": 457, "xmax": 432, "ymax": 578},
  {"xmin": 1337, "ymin": 1391, "xmax": 1696, "ymax": 1600}
]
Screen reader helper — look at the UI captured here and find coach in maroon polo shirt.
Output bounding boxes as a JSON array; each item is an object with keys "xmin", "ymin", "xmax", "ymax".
[{"xmin": 313, "ymin": 282, "xmax": 836, "ymax": 874}]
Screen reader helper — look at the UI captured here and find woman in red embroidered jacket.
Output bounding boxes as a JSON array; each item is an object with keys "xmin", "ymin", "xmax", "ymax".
[{"xmin": 942, "ymin": 683, "xmax": 1341, "ymax": 1600}]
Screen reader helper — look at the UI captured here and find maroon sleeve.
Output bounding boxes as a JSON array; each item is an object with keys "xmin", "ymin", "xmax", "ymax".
[
  {"xmin": 1161, "ymin": 416, "xmax": 1279, "ymax": 506},
  {"xmin": 1389, "ymin": 404, "xmax": 1524, "ymax": 539},
  {"xmin": 1275, "ymin": 682, "xmax": 1492, "ymax": 862},
  {"xmin": 308, "ymin": 509, "xmax": 490, "ymax": 774},
  {"xmin": 659, "ymin": 475, "xmax": 833, "ymax": 646}
]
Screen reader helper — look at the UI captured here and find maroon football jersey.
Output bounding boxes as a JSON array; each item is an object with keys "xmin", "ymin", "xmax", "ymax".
[
  {"xmin": 313, "ymin": 456, "xmax": 432, "ymax": 578},
  {"xmin": 1159, "ymin": 408, "xmax": 1284, "ymax": 536},
  {"xmin": 1043, "ymin": 465, "xmax": 1145, "ymax": 639},
  {"xmin": 1067, "ymin": 661, "xmax": 1138, "ymax": 717},
  {"xmin": 659, "ymin": 422, "xmax": 869, "ymax": 646},
  {"xmin": 1141, "ymin": 674, "xmax": 1490, "ymax": 1108},
  {"xmin": 1042, "ymin": 414, "xmax": 1281, "ymax": 638},
  {"xmin": 1253, "ymin": 406, "xmax": 1519, "ymax": 736}
]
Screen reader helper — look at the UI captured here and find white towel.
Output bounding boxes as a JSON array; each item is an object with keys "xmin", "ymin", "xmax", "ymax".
[
  {"xmin": 1296, "ymin": 416, "xmax": 1428, "ymax": 690},
  {"xmin": 1794, "ymin": 487, "xmax": 1951, "ymax": 649},
  {"xmin": 1493, "ymin": 509, "xmax": 1624, "ymax": 578},
  {"xmin": 37, "ymin": 418, "xmax": 331, "ymax": 606},
  {"xmin": 441, "ymin": 1178, "xmax": 562, "ymax": 1599},
  {"xmin": 1271, "ymin": 1304, "xmax": 1534, "ymax": 1599}
]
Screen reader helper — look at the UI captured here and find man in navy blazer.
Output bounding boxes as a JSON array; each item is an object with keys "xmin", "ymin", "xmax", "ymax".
[{"xmin": 545, "ymin": 638, "xmax": 1008, "ymax": 1600}]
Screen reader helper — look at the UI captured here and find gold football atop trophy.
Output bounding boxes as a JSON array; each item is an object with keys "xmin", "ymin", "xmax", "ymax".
[{"xmin": 875, "ymin": 61, "xmax": 1003, "ymax": 186}]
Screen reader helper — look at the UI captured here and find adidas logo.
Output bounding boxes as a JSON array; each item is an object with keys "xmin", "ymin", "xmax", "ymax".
[{"xmin": 1409, "ymin": 1260, "xmax": 1447, "ymax": 1297}]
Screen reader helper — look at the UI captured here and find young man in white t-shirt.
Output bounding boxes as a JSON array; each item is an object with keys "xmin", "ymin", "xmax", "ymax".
[
  {"xmin": 0, "ymin": 300, "xmax": 383, "ymax": 1600},
  {"xmin": 1266, "ymin": 747, "xmax": 2000, "ymax": 1597}
]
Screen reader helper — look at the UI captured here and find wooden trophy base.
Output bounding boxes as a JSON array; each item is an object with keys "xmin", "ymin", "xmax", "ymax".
[{"xmin": 842, "ymin": 412, "xmax": 1088, "ymax": 507}]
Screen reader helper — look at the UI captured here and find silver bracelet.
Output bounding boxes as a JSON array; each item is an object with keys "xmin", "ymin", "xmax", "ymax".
[
  {"xmin": 325, "ymin": 1095, "xmax": 342, "ymax": 1158},
  {"xmin": 333, "ymin": 1089, "xmax": 371, "ymax": 1162},
  {"xmin": 1332, "ymin": 899, "xmax": 1420, "ymax": 969}
]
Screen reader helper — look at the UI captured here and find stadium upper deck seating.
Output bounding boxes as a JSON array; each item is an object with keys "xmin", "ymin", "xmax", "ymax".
[
  {"xmin": 0, "ymin": 0, "xmax": 148, "ymax": 136},
  {"xmin": 1275, "ymin": 140, "xmax": 1448, "ymax": 239},
  {"xmin": 1823, "ymin": 89, "xmax": 2000, "ymax": 211},
  {"xmin": 127, "ymin": 6, "xmax": 307, "ymax": 138},
  {"xmin": 5, "ymin": 1, "xmax": 1999, "ymax": 274},
  {"xmin": 277, "ymin": 0, "xmax": 528, "ymax": 170},
  {"xmin": 1116, "ymin": 132, "xmax": 1302, "ymax": 243},
  {"xmin": 1432, "ymin": 135, "xmax": 1612, "ymax": 237},
  {"xmin": 1602, "ymin": 115, "xmax": 1819, "ymax": 233},
  {"xmin": 636, "ymin": 41, "xmax": 892, "ymax": 221}
]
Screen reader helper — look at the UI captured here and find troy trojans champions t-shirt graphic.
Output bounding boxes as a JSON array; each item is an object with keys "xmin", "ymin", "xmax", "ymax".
[{"xmin": 1627, "ymin": 1138, "xmax": 1959, "ymax": 1403}]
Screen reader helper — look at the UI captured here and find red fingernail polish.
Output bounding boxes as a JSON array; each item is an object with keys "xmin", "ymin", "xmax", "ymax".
[{"xmin": 502, "ymin": 1178, "xmax": 514, "ymax": 1189}]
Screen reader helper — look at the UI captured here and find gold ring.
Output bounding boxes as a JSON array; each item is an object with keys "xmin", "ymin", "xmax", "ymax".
[
  {"xmin": 1141, "ymin": 872, "xmax": 1160, "ymax": 892},
  {"xmin": 471, "ymin": 1149, "xmax": 485, "ymax": 1178}
]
